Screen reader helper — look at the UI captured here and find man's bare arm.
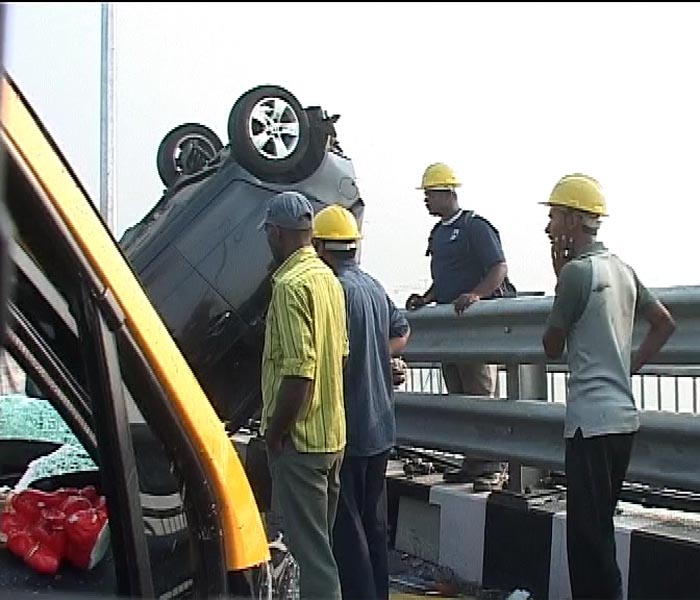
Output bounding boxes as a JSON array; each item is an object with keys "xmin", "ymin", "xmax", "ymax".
[
  {"xmin": 542, "ymin": 326, "xmax": 567, "ymax": 360},
  {"xmin": 631, "ymin": 301, "xmax": 676, "ymax": 374},
  {"xmin": 390, "ymin": 331, "xmax": 411, "ymax": 355},
  {"xmin": 406, "ymin": 286, "xmax": 435, "ymax": 310},
  {"xmin": 471, "ymin": 262, "xmax": 508, "ymax": 299}
]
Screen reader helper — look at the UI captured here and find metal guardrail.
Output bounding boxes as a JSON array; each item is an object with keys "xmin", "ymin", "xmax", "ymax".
[
  {"xmin": 399, "ymin": 286, "xmax": 700, "ymax": 365},
  {"xmin": 402, "ymin": 363, "xmax": 700, "ymax": 413},
  {"xmin": 394, "ymin": 286, "xmax": 700, "ymax": 493},
  {"xmin": 394, "ymin": 394, "xmax": 700, "ymax": 493}
]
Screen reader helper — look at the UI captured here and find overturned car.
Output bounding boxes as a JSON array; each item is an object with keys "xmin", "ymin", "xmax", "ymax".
[{"xmin": 121, "ymin": 84, "xmax": 364, "ymax": 431}]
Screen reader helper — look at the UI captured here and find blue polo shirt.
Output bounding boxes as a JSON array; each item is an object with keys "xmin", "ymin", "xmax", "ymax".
[
  {"xmin": 427, "ymin": 210, "xmax": 506, "ymax": 304},
  {"xmin": 335, "ymin": 260, "xmax": 410, "ymax": 457}
]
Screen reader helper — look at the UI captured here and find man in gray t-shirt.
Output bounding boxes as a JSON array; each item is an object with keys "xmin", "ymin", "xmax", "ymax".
[{"xmin": 541, "ymin": 173, "xmax": 675, "ymax": 600}]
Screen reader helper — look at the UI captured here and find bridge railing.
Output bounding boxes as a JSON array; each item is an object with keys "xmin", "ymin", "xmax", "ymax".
[
  {"xmin": 394, "ymin": 286, "xmax": 700, "ymax": 493},
  {"xmin": 402, "ymin": 363, "xmax": 700, "ymax": 414}
]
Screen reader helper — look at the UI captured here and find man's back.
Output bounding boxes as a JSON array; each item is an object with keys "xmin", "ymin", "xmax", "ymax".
[{"xmin": 335, "ymin": 261, "xmax": 408, "ymax": 457}]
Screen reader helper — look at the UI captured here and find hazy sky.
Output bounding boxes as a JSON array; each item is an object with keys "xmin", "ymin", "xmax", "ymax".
[{"xmin": 5, "ymin": 2, "xmax": 700, "ymax": 303}]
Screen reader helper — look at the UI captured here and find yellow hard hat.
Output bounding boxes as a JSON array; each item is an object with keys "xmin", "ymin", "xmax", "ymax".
[
  {"xmin": 542, "ymin": 173, "xmax": 608, "ymax": 217},
  {"xmin": 313, "ymin": 205, "xmax": 362, "ymax": 241},
  {"xmin": 417, "ymin": 162, "xmax": 461, "ymax": 190}
]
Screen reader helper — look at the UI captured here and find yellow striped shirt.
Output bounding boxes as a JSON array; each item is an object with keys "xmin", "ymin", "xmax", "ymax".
[{"xmin": 261, "ymin": 246, "xmax": 348, "ymax": 453}]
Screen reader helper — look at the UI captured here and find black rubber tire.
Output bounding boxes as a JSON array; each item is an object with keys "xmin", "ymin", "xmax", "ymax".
[
  {"xmin": 156, "ymin": 123, "xmax": 223, "ymax": 188},
  {"xmin": 228, "ymin": 85, "xmax": 312, "ymax": 184},
  {"xmin": 302, "ymin": 105, "xmax": 333, "ymax": 177}
]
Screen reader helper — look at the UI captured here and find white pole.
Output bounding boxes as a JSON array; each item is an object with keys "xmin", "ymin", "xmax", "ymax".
[{"xmin": 100, "ymin": 3, "xmax": 116, "ymax": 232}]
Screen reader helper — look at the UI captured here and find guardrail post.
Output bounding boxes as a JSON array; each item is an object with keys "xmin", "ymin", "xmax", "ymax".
[{"xmin": 506, "ymin": 362, "xmax": 548, "ymax": 493}]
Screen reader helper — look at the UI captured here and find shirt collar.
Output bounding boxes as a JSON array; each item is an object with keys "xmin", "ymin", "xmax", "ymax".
[
  {"xmin": 272, "ymin": 246, "xmax": 317, "ymax": 283},
  {"xmin": 576, "ymin": 240, "xmax": 607, "ymax": 259},
  {"xmin": 335, "ymin": 257, "xmax": 359, "ymax": 273},
  {"xmin": 441, "ymin": 209, "xmax": 464, "ymax": 226}
]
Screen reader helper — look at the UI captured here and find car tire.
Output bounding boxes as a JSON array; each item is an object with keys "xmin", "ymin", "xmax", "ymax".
[
  {"xmin": 302, "ymin": 106, "xmax": 333, "ymax": 175},
  {"xmin": 157, "ymin": 123, "xmax": 223, "ymax": 188},
  {"xmin": 228, "ymin": 85, "xmax": 312, "ymax": 184}
]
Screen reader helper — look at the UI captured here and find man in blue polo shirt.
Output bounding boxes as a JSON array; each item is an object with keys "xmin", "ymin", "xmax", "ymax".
[
  {"xmin": 313, "ymin": 205, "xmax": 411, "ymax": 600},
  {"xmin": 406, "ymin": 162, "xmax": 513, "ymax": 489}
]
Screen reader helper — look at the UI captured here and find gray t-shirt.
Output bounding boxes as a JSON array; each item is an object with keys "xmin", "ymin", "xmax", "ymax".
[
  {"xmin": 547, "ymin": 241, "xmax": 657, "ymax": 438},
  {"xmin": 547, "ymin": 242, "xmax": 655, "ymax": 332}
]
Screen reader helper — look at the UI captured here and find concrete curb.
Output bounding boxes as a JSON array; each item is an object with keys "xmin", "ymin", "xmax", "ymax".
[{"xmin": 390, "ymin": 476, "xmax": 700, "ymax": 599}]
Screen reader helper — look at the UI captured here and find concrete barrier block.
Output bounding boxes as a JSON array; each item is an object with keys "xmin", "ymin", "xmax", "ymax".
[
  {"xmin": 430, "ymin": 484, "xmax": 488, "ymax": 584},
  {"xmin": 394, "ymin": 495, "xmax": 440, "ymax": 563}
]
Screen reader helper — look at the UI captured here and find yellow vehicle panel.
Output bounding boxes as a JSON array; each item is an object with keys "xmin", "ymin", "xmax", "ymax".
[{"xmin": 1, "ymin": 77, "xmax": 270, "ymax": 570}]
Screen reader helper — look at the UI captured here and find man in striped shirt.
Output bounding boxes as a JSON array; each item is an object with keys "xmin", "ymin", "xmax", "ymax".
[{"xmin": 260, "ymin": 191, "xmax": 348, "ymax": 600}]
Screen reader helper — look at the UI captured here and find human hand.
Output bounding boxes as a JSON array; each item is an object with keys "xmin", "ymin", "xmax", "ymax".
[
  {"xmin": 453, "ymin": 293, "xmax": 480, "ymax": 315},
  {"xmin": 551, "ymin": 235, "xmax": 575, "ymax": 278},
  {"xmin": 265, "ymin": 433, "xmax": 283, "ymax": 458},
  {"xmin": 406, "ymin": 293, "xmax": 427, "ymax": 311},
  {"xmin": 391, "ymin": 357, "xmax": 407, "ymax": 387}
]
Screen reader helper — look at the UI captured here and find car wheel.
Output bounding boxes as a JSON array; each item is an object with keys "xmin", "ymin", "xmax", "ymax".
[
  {"xmin": 157, "ymin": 123, "xmax": 223, "ymax": 188},
  {"xmin": 228, "ymin": 85, "xmax": 312, "ymax": 184}
]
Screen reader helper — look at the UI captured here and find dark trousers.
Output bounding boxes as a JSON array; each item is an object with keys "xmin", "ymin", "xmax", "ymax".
[
  {"xmin": 332, "ymin": 450, "xmax": 390, "ymax": 600},
  {"xmin": 565, "ymin": 429, "xmax": 635, "ymax": 600}
]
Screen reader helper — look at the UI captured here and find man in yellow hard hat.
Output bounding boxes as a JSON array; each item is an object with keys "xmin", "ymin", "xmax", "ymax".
[
  {"xmin": 406, "ymin": 162, "xmax": 514, "ymax": 489},
  {"xmin": 541, "ymin": 174, "xmax": 676, "ymax": 600},
  {"xmin": 313, "ymin": 205, "xmax": 411, "ymax": 600}
]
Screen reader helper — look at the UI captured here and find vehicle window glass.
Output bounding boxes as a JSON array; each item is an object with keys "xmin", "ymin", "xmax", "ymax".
[{"xmin": 0, "ymin": 390, "xmax": 97, "ymax": 488}]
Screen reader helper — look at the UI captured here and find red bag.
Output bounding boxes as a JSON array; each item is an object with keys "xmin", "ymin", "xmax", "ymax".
[
  {"xmin": 1, "ymin": 486, "xmax": 109, "ymax": 575},
  {"xmin": 60, "ymin": 495, "xmax": 92, "ymax": 517},
  {"xmin": 64, "ymin": 507, "xmax": 108, "ymax": 570}
]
